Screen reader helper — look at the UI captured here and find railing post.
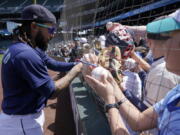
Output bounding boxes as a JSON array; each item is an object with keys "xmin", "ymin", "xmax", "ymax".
[{"xmin": 32, "ymin": 0, "xmax": 37, "ymax": 4}]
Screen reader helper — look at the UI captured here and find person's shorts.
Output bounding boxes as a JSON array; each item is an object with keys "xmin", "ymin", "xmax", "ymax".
[{"xmin": 0, "ymin": 110, "xmax": 44, "ymax": 135}]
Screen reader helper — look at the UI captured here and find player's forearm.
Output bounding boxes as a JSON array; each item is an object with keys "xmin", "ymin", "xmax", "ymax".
[
  {"xmin": 55, "ymin": 69, "xmax": 80, "ymax": 90},
  {"xmin": 50, "ymin": 74, "xmax": 77, "ymax": 99},
  {"xmin": 51, "ymin": 65, "xmax": 81, "ymax": 98}
]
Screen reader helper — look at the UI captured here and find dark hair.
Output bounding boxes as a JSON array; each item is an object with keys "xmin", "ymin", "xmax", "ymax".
[
  {"xmin": 147, "ymin": 33, "xmax": 171, "ymax": 40},
  {"xmin": 13, "ymin": 22, "xmax": 34, "ymax": 47}
]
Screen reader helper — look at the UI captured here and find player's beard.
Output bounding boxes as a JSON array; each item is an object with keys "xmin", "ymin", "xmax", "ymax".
[{"xmin": 34, "ymin": 30, "xmax": 49, "ymax": 51}]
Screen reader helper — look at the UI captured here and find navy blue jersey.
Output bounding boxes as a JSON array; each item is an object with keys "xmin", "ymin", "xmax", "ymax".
[
  {"xmin": 35, "ymin": 47, "xmax": 76, "ymax": 72},
  {"xmin": 1, "ymin": 42, "xmax": 55, "ymax": 115}
]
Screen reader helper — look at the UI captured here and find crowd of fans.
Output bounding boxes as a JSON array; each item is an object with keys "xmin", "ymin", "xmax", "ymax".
[
  {"xmin": 1, "ymin": 2, "xmax": 179, "ymax": 135},
  {"xmin": 47, "ymin": 22, "xmax": 154, "ymax": 104},
  {"xmin": 47, "ymin": 9, "xmax": 180, "ymax": 135},
  {"xmin": 0, "ymin": 3, "xmax": 179, "ymax": 135}
]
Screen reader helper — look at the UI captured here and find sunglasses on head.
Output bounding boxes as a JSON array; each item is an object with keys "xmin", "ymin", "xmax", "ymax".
[{"xmin": 36, "ymin": 23, "xmax": 56, "ymax": 34}]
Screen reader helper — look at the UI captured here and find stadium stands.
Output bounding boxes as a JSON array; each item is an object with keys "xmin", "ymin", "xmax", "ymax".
[
  {"xmin": 62, "ymin": 0, "xmax": 179, "ymax": 36},
  {"xmin": 0, "ymin": 0, "xmax": 30, "ymax": 13},
  {"xmin": 0, "ymin": 0, "xmax": 25, "ymax": 8},
  {"xmin": 0, "ymin": 0, "xmax": 64, "ymax": 14},
  {"xmin": 45, "ymin": 0, "xmax": 63, "ymax": 7},
  {"xmin": 0, "ymin": 0, "xmax": 179, "ymax": 33},
  {"xmin": 0, "ymin": 0, "xmax": 179, "ymax": 39}
]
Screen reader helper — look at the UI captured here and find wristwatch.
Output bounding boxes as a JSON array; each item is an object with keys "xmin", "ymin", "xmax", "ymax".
[
  {"xmin": 104, "ymin": 103, "xmax": 118, "ymax": 113},
  {"xmin": 104, "ymin": 98, "xmax": 127, "ymax": 113}
]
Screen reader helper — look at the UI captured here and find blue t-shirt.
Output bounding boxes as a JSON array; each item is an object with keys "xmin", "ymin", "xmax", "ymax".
[
  {"xmin": 153, "ymin": 84, "xmax": 180, "ymax": 135},
  {"xmin": 1, "ymin": 42, "xmax": 55, "ymax": 115}
]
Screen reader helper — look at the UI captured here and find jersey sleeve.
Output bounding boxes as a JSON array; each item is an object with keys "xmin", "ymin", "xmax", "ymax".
[{"xmin": 43, "ymin": 54, "xmax": 75, "ymax": 72}]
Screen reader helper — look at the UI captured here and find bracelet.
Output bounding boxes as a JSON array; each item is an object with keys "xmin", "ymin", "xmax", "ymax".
[
  {"xmin": 117, "ymin": 98, "xmax": 127, "ymax": 107},
  {"xmin": 104, "ymin": 103, "xmax": 119, "ymax": 113}
]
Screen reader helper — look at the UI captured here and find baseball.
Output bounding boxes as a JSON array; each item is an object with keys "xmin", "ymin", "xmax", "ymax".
[{"xmin": 91, "ymin": 66, "xmax": 109, "ymax": 81}]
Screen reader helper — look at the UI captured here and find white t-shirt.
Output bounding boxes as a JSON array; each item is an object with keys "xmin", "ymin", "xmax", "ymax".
[{"xmin": 122, "ymin": 70, "xmax": 142, "ymax": 100}]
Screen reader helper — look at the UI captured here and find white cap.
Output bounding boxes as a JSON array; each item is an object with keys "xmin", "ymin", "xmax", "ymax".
[
  {"xmin": 124, "ymin": 58, "xmax": 137, "ymax": 70},
  {"xmin": 98, "ymin": 35, "xmax": 106, "ymax": 41},
  {"xmin": 98, "ymin": 35, "xmax": 106, "ymax": 49},
  {"xmin": 79, "ymin": 37, "xmax": 87, "ymax": 43}
]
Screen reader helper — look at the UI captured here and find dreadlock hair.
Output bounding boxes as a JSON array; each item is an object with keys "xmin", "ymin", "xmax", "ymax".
[{"xmin": 13, "ymin": 21, "xmax": 34, "ymax": 47}]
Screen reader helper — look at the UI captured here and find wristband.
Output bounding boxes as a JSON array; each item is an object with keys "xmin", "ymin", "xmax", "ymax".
[
  {"xmin": 104, "ymin": 103, "xmax": 118, "ymax": 113},
  {"xmin": 117, "ymin": 98, "xmax": 127, "ymax": 107}
]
